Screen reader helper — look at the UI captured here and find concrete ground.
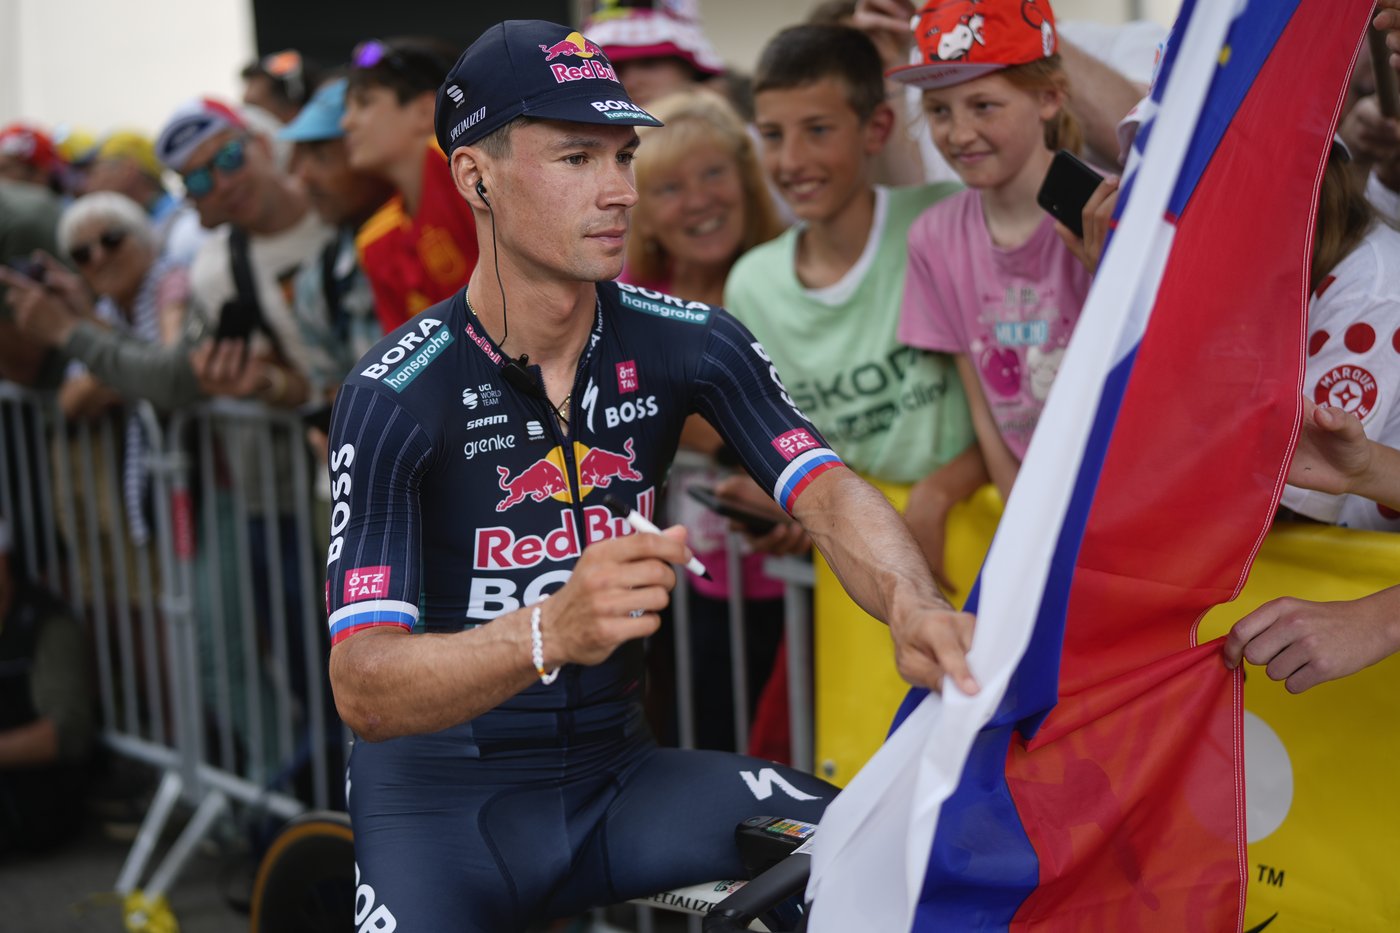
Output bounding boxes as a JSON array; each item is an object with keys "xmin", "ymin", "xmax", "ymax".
[{"xmin": 0, "ymin": 819, "xmax": 248, "ymax": 933}]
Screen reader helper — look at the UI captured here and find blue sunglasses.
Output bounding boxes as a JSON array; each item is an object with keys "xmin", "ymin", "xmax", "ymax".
[{"xmin": 182, "ymin": 137, "xmax": 247, "ymax": 199}]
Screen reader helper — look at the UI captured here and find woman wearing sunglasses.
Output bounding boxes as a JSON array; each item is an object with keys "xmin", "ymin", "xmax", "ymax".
[{"xmin": 35, "ymin": 192, "xmax": 188, "ymax": 420}]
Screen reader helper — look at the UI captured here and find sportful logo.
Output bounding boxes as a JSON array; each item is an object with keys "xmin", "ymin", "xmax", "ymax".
[{"xmin": 445, "ymin": 84, "xmax": 465, "ymax": 105}]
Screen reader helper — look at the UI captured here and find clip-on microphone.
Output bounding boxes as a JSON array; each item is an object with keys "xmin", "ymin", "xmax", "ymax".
[{"xmin": 478, "ymin": 179, "xmax": 546, "ymax": 400}]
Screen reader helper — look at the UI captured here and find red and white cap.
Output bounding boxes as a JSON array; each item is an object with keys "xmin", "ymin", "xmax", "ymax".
[
  {"xmin": 155, "ymin": 97, "xmax": 248, "ymax": 173},
  {"xmin": 0, "ymin": 123, "xmax": 63, "ymax": 173},
  {"xmin": 887, "ymin": 0, "xmax": 1058, "ymax": 90}
]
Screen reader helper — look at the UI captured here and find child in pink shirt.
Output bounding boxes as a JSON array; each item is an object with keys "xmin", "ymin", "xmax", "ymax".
[{"xmin": 891, "ymin": 0, "xmax": 1094, "ymax": 496}]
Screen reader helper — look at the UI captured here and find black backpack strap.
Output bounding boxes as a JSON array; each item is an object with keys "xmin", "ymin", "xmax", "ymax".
[
  {"xmin": 227, "ymin": 228, "xmax": 267, "ymax": 337},
  {"xmin": 319, "ymin": 238, "xmax": 346, "ymax": 342}
]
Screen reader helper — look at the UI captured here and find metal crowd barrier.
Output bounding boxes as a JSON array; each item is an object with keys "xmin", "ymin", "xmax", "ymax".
[{"xmin": 0, "ymin": 382, "xmax": 820, "ymax": 933}]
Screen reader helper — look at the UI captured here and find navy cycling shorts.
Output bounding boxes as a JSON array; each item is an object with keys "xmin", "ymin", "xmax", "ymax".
[{"xmin": 347, "ymin": 724, "xmax": 834, "ymax": 932}]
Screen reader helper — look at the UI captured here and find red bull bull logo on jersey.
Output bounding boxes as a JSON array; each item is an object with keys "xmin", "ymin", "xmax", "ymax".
[
  {"xmin": 494, "ymin": 438, "xmax": 642, "ymax": 512},
  {"xmin": 539, "ymin": 31, "xmax": 617, "ymax": 83}
]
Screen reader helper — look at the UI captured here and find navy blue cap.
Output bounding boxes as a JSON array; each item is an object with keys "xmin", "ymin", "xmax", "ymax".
[{"xmin": 434, "ymin": 20, "xmax": 661, "ymax": 155}]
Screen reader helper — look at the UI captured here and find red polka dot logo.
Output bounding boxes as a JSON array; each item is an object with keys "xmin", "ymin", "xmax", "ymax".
[{"xmin": 1314, "ymin": 364, "xmax": 1378, "ymax": 419}]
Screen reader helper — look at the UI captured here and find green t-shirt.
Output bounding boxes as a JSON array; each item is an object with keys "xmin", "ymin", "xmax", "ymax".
[{"xmin": 725, "ymin": 184, "xmax": 972, "ymax": 483}]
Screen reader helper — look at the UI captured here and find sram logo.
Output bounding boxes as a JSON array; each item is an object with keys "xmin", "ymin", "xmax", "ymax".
[{"xmin": 327, "ymin": 443, "xmax": 355, "ymax": 567}]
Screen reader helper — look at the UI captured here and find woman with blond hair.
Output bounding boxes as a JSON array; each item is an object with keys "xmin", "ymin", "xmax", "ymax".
[{"xmin": 622, "ymin": 88, "xmax": 794, "ymax": 758}]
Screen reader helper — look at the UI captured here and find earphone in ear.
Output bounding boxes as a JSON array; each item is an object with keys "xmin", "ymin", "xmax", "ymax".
[{"xmin": 475, "ymin": 180, "xmax": 490, "ymax": 206}]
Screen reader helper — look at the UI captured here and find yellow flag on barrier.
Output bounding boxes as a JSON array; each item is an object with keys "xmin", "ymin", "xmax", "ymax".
[{"xmin": 814, "ymin": 485, "xmax": 1400, "ymax": 927}]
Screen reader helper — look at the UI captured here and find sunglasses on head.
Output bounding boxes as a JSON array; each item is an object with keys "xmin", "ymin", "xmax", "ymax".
[
  {"xmin": 70, "ymin": 229, "xmax": 128, "ymax": 266},
  {"xmin": 351, "ymin": 39, "xmax": 449, "ymax": 86},
  {"xmin": 182, "ymin": 137, "xmax": 248, "ymax": 199}
]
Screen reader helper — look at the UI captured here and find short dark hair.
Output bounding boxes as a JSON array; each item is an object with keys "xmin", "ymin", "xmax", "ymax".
[
  {"xmin": 753, "ymin": 25, "xmax": 885, "ymax": 122},
  {"xmin": 473, "ymin": 116, "xmax": 537, "ymax": 160},
  {"xmin": 346, "ymin": 37, "xmax": 458, "ymax": 105}
]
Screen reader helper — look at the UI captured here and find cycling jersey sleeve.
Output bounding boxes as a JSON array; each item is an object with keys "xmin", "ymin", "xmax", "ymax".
[
  {"xmin": 692, "ymin": 309, "xmax": 846, "ymax": 514},
  {"xmin": 325, "ymin": 382, "xmax": 437, "ymax": 646}
]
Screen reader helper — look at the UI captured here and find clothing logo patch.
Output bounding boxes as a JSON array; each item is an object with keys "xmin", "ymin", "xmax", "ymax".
[
  {"xmin": 494, "ymin": 439, "xmax": 642, "ymax": 512},
  {"xmin": 772, "ymin": 428, "xmax": 820, "ymax": 462},
  {"xmin": 467, "ymin": 414, "xmax": 509, "ymax": 432},
  {"xmin": 617, "ymin": 360, "xmax": 638, "ymax": 394},
  {"xmin": 526, "ymin": 420, "xmax": 546, "ymax": 441},
  {"xmin": 538, "ymin": 31, "xmax": 618, "ymax": 84},
  {"xmin": 615, "ymin": 282, "xmax": 711, "ymax": 325},
  {"xmin": 739, "ymin": 768, "xmax": 821, "ymax": 802},
  {"xmin": 360, "ymin": 317, "xmax": 448, "ymax": 389},
  {"xmin": 344, "ymin": 566, "xmax": 390, "ymax": 602},
  {"xmin": 462, "ymin": 382, "xmax": 502, "ymax": 410},
  {"xmin": 465, "ymin": 434, "xmax": 516, "ymax": 460},
  {"xmin": 1314, "ymin": 364, "xmax": 1378, "ymax": 420}
]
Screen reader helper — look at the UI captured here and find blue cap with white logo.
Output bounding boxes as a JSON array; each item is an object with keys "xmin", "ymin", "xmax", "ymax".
[
  {"xmin": 279, "ymin": 78, "xmax": 349, "ymax": 143},
  {"xmin": 434, "ymin": 20, "xmax": 662, "ymax": 156}
]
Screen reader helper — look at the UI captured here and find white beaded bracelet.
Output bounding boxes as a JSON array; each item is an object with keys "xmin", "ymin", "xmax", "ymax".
[{"xmin": 530, "ymin": 599, "xmax": 560, "ymax": 685}]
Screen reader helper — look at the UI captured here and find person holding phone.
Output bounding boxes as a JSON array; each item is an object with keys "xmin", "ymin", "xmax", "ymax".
[{"xmin": 891, "ymin": 0, "xmax": 1095, "ymax": 499}]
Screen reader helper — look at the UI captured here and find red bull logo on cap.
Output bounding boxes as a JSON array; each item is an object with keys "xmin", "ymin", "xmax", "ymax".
[
  {"xmin": 494, "ymin": 438, "xmax": 642, "ymax": 512},
  {"xmin": 539, "ymin": 30, "xmax": 617, "ymax": 84}
]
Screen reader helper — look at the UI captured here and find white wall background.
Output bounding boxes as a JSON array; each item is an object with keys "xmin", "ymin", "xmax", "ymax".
[{"xmin": 0, "ymin": 0, "xmax": 1177, "ymax": 137}]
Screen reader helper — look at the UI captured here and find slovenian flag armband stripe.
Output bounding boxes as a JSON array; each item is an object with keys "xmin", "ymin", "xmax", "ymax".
[
  {"xmin": 328, "ymin": 598, "xmax": 418, "ymax": 644},
  {"xmin": 774, "ymin": 447, "xmax": 845, "ymax": 513}
]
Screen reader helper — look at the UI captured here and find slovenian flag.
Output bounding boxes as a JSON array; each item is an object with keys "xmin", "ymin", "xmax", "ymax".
[{"xmin": 807, "ymin": 1, "xmax": 1373, "ymax": 929}]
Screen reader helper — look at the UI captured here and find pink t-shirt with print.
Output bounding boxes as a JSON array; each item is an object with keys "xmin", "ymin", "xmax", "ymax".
[{"xmin": 898, "ymin": 189, "xmax": 1092, "ymax": 458}]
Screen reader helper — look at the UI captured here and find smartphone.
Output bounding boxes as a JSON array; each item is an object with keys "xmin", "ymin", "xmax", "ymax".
[
  {"xmin": 1036, "ymin": 149, "xmax": 1105, "ymax": 239},
  {"xmin": 686, "ymin": 485, "xmax": 779, "ymax": 535},
  {"xmin": 215, "ymin": 297, "xmax": 258, "ymax": 342},
  {"xmin": 5, "ymin": 257, "xmax": 48, "ymax": 285}
]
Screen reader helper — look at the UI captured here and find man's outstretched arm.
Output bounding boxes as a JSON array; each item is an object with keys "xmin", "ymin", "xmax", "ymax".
[{"xmin": 791, "ymin": 467, "xmax": 979, "ymax": 695}]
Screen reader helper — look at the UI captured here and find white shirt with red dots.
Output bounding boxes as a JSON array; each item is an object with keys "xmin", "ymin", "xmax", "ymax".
[{"xmin": 1281, "ymin": 221, "xmax": 1400, "ymax": 530}]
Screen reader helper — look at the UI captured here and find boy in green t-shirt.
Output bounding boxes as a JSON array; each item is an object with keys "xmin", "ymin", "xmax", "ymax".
[{"xmin": 722, "ymin": 23, "xmax": 984, "ymax": 584}]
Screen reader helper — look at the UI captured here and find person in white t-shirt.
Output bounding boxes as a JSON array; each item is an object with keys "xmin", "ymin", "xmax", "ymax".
[{"xmin": 1279, "ymin": 139, "xmax": 1400, "ymax": 532}]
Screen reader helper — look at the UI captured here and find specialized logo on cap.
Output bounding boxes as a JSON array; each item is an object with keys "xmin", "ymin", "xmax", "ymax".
[{"xmin": 539, "ymin": 30, "xmax": 618, "ymax": 84}]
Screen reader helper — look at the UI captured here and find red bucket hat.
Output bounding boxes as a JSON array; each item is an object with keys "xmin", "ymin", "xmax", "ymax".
[{"xmin": 887, "ymin": 0, "xmax": 1058, "ymax": 89}]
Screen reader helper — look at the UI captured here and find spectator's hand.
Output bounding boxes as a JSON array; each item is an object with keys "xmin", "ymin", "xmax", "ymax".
[
  {"xmin": 1223, "ymin": 592, "xmax": 1400, "ymax": 693},
  {"xmin": 1289, "ymin": 398, "xmax": 1371, "ymax": 496},
  {"xmin": 31, "ymin": 252, "xmax": 96, "ymax": 318},
  {"xmin": 853, "ymin": 0, "xmax": 917, "ymax": 71},
  {"xmin": 1054, "ymin": 176, "xmax": 1120, "ymax": 275},
  {"xmin": 714, "ymin": 473, "xmax": 811, "ymax": 555},
  {"xmin": 0, "ymin": 265, "xmax": 82, "ymax": 347},
  {"xmin": 189, "ymin": 338, "xmax": 263, "ymax": 399},
  {"xmin": 1378, "ymin": 2, "xmax": 1400, "ymax": 71},
  {"xmin": 542, "ymin": 526, "xmax": 687, "ymax": 667}
]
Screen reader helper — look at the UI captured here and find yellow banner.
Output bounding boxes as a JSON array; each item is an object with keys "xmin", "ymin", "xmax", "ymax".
[{"xmin": 814, "ymin": 485, "xmax": 1400, "ymax": 928}]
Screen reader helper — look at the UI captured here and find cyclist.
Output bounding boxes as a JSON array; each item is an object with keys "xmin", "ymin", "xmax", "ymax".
[{"xmin": 325, "ymin": 20, "xmax": 978, "ymax": 933}]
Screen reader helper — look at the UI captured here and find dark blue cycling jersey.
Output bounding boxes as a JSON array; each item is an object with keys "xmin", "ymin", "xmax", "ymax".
[
  {"xmin": 325, "ymin": 281, "xmax": 845, "ymax": 743},
  {"xmin": 328, "ymin": 282, "xmax": 844, "ymax": 931}
]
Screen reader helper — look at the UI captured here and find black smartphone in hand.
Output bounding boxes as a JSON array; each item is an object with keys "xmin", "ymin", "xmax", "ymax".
[
  {"xmin": 1037, "ymin": 149, "xmax": 1105, "ymax": 239},
  {"xmin": 686, "ymin": 485, "xmax": 779, "ymax": 535}
]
